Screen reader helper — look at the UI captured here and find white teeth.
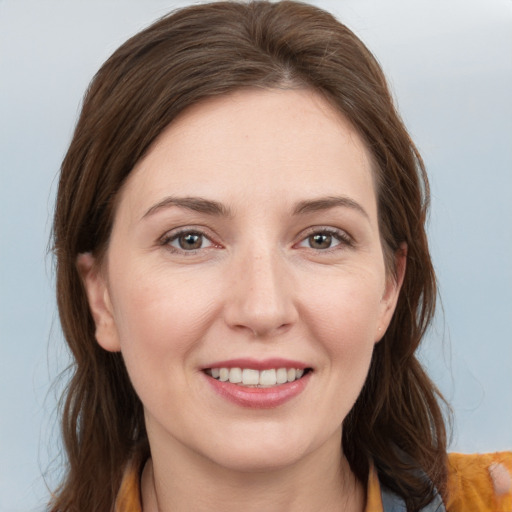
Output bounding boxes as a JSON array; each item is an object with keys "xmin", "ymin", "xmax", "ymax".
[
  {"xmin": 206, "ymin": 367, "xmax": 308, "ymax": 387},
  {"xmin": 229, "ymin": 367, "xmax": 242, "ymax": 383},
  {"xmin": 242, "ymin": 369, "xmax": 260, "ymax": 385},
  {"xmin": 276, "ymin": 368, "xmax": 288, "ymax": 384},
  {"xmin": 259, "ymin": 369, "xmax": 277, "ymax": 386}
]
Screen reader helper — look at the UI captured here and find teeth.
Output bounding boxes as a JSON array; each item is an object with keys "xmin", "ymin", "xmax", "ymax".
[
  {"xmin": 259, "ymin": 369, "xmax": 276, "ymax": 386},
  {"xmin": 206, "ymin": 367, "xmax": 308, "ymax": 387},
  {"xmin": 276, "ymin": 368, "xmax": 288, "ymax": 384},
  {"xmin": 229, "ymin": 367, "xmax": 242, "ymax": 383},
  {"xmin": 242, "ymin": 369, "xmax": 260, "ymax": 385}
]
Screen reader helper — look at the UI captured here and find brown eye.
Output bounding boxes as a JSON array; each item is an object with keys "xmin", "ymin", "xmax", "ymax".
[
  {"xmin": 167, "ymin": 231, "xmax": 213, "ymax": 251},
  {"xmin": 308, "ymin": 233, "xmax": 333, "ymax": 249},
  {"xmin": 297, "ymin": 229, "xmax": 350, "ymax": 251},
  {"xmin": 178, "ymin": 233, "xmax": 203, "ymax": 250}
]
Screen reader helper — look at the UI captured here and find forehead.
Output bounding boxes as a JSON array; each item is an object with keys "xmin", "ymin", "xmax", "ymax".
[{"xmin": 117, "ymin": 87, "xmax": 377, "ymax": 221}]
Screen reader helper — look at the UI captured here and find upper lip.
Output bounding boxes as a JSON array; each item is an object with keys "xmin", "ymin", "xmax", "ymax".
[{"xmin": 202, "ymin": 358, "xmax": 310, "ymax": 371}]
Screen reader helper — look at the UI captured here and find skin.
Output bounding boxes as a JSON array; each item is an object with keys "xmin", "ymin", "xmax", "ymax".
[{"xmin": 78, "ymin": 88, "xmax": 406, "ymax": 511}]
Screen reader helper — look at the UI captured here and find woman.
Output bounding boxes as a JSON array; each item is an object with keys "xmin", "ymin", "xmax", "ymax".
[{"xmin": 50, "ymin": 1, "xmax": 511, "ymax": 511}]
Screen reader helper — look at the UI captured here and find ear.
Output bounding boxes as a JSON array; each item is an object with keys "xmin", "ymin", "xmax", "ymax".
[
  {"xmin": 76, "ymin": 252, "xmax": 121, "ymax": 352},
  {"xmin": 376, "ymin": 243, "xmax": 407, "ymax": 342}
]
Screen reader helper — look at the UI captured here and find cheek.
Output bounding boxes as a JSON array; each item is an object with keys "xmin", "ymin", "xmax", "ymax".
[
  {"xmin": 301, "ymin": 268, "xmax": 384, "ymax": 346},
  {"xmin": 319, "ymin": 297, "xmax": 378, "ymax": 382},
  {"xmin": 112, "ymin": 261, "xmax": 215, "ymax": 337},
  {"xmin": 298, "ymin": 269, "xmax": 383, "ymax": 398},
  {"xmin": 107, "ymin": 265, "xmax": 219, "ymax": 395}
]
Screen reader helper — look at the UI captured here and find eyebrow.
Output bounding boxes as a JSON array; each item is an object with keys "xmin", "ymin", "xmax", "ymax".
[
  {"xmin": 292, "ymin": 196, "xmax": 369, "ymax": 219},
  {"xmin": 141, "ymin": 194, "xmax": 368, "ymax": 221},
  {"xmin": 142, "ymin": 196, "xmax": 232, "ymax": 220}
]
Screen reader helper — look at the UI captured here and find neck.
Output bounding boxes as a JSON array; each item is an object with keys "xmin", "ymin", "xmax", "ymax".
[{"xmin": 141, "ymin": 431, "xmax": 365, "ymax": 512}]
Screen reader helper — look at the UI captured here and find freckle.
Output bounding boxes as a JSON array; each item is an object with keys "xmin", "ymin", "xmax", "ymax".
[{"xmin": 489, "ymin": 462, "xmax": 512, "ymax": 496}]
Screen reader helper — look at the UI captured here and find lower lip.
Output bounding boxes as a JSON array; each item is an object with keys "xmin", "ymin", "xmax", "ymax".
[{"xmin": 204, "ymin": 372, "xmax": 311, "ymax": 409}]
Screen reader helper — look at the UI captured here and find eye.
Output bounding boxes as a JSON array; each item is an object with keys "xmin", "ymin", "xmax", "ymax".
[
  {"xmin": 305, "ymin": 233, "xmax": 338, "ymax": 250},
  {"xmin": 297, "ymin": 228, "xmax": 352, "ymax": 251},
  {"xmin": 164, "ymin": 230, "xmax": 214, "ymax": 252}
]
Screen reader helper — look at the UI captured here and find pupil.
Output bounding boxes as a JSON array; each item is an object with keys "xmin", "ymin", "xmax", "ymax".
[
  {"xmin": 310, "ymin": 234, "xmax": 331, "ymax": 249},
  {"xmin": 179, "ymin": 233, "xmax": 202, "ymax": 249}
]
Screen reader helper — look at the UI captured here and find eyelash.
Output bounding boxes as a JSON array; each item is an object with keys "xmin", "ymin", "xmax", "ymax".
[
  {"xmin": 296, "ymin": 227, "xmax": 354, "ymax": 252},
  {"xmin": 159, "ymin": 228, "xmax": 219, "ymax": 254},
  {"xmin": 159, "ymin": 227, "xmax": 354, "ymax": 255}
]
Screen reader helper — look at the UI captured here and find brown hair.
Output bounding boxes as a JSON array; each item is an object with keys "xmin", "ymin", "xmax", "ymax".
[{"xmin": 51, "ymin": 1, "xmax": 449, "ymax": 510}]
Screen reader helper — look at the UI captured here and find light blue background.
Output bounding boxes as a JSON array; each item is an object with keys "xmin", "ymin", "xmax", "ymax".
[{"xmin": 1, "ymin": 1, "xmax": 511, "ymax": 510}]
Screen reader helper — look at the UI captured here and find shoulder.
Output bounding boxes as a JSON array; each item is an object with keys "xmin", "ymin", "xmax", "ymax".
[{"xmin": 445, "ymin": 451, "xmax": 512, "ymax": 512}]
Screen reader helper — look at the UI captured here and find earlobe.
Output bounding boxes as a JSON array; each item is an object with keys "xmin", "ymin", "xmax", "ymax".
[
  {"xmin": 376, "ymin": 243, "xmax": 407, "ymax": 342},
  {"xmin": 76, "ymin": 252, "xmax": 121, "ymax": 352}
]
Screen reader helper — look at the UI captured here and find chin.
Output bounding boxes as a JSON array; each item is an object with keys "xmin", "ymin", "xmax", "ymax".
[
  {"xmin": 209, "ymin": 445, "xmax": 308, "ymax": 474},
  {"xmin": 198, "ymin": 424, "xmax": 330, "ymax": 474}
]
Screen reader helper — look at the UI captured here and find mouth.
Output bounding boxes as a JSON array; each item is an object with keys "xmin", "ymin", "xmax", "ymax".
[
  {"xmin": 203, "ymin": 367, "xmax": 312, "ymax": 388},
  {"xmin": 202, "ymin": 359, "xmax": 313, "ymax": 408}
]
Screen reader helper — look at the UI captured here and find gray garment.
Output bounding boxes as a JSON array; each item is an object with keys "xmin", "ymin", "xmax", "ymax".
[{"xmin": 380, "ymin": 486, "xmax": 446, "ymax": 512}]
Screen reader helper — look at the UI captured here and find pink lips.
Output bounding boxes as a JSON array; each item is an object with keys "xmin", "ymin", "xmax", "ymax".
[{"xmin": 202, "ymin": 358, "xmax": 311, "ymax": 409}]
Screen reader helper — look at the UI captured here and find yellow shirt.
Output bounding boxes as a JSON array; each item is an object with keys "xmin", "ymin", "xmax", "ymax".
[{"xmin": 115, "ymin": 451, "xmax": 512, "ymax": 511}]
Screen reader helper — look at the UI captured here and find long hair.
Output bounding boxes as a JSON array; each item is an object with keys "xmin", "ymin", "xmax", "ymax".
[{"xmin": 50, "ymin": 1, "xmax": 448, "ymax": 510}]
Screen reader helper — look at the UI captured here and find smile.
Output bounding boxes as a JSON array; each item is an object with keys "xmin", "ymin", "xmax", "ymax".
[
  {"xmin": 204, "ymin": 367, "xmax": 307, "ymax": 387},
  {"xmin": 202, "ymin": 358, "xmax": 312, "ymax": 408}
]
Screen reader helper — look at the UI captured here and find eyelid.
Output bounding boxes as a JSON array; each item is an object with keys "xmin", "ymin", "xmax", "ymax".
[
  {"xmin": 159, "ymin": 226, "xmax": 222, "ymax": 253},
  {"xmin": 295, "ymin": 226, "xmax": 354, "ymax": 250},
  {"xmin": 157, "ymin": 225, "xmax": 353, "ymax": 254}
]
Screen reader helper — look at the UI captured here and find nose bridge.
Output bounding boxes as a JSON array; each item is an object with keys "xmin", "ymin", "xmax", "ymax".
[{"xmin": 225, "ymin": 243, "xmax": 296, "ymax": 337}]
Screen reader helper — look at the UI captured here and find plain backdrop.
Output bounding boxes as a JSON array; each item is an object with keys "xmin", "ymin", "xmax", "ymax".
[{"xmin": 1, "ymin": 0, "xmax": 511, "ymax": 510}]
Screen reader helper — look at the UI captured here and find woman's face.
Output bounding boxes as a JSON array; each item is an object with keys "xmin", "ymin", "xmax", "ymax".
[{"xmin": 80, "ymin": 88, "xmax": 403, "ymax": 473}]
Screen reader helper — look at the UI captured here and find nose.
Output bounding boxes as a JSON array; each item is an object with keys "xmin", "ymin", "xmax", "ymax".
[{"xmin": 223, "ymin": 247, "xmax": 298, "ymax": 338}]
